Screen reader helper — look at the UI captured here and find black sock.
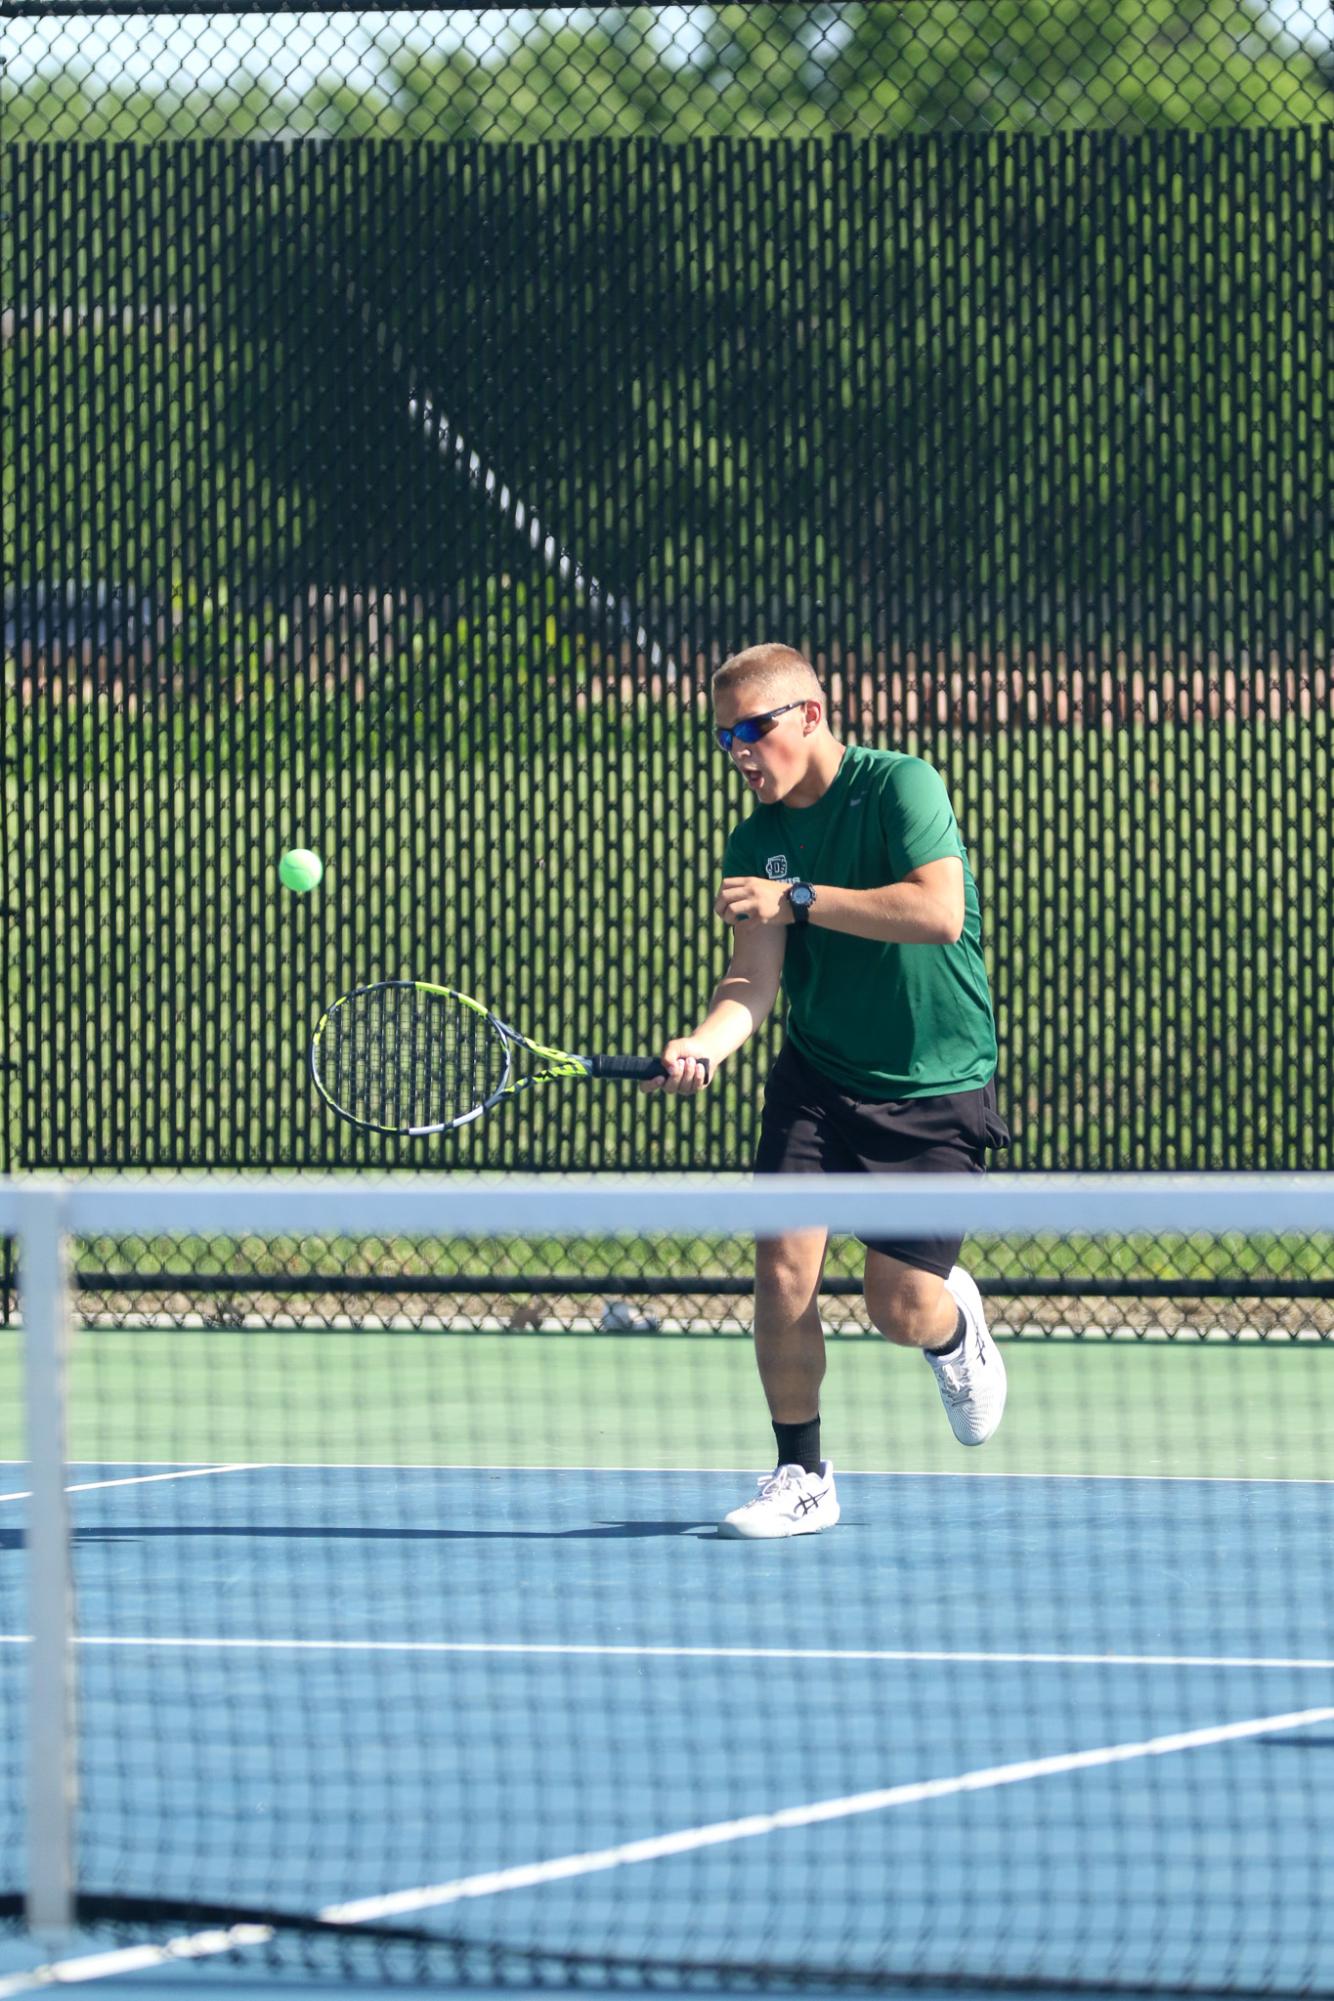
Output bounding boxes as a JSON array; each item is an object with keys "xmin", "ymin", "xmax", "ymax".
[
  {"xmin": 773, "ymin": 1415, "xmax": 822, "ymax": 1475},
  {"xmin": 929, "ymin": 1307, "xmax": 968, "ymax": 1357}
]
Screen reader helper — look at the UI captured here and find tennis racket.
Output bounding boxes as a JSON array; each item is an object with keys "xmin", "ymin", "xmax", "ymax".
[{"xmin": 311, "ymin": 980, "xmax": 693, "ymax": 1136}]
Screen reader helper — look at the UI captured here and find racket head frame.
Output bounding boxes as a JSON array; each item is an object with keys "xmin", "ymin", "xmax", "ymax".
[{"xmin": 310, "ymin": 980, "xmax": 604, "ymax": 1136}]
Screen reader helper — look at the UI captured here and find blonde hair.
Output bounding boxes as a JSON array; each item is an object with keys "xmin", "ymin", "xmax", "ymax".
[{"xmin": 712, "ymin": 644, "xmax": 823, "ymax": 706}]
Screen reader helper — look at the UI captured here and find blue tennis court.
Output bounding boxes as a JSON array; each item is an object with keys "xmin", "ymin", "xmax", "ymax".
[{"xmin": 4, "ymin": 1457, "xmax": 1334, "ymax": 1996}]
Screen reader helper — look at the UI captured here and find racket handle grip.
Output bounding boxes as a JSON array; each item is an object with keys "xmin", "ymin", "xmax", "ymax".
[{"xmin": 583, "ymin": 1054, "xmax": 710, "ymax": 1083}]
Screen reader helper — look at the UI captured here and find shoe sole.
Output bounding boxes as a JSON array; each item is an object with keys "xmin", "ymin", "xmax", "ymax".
[
  {"xmin": 942, "ymin": 1267, "xmax": 1007, "ymax": 1446},
  {"xmin": 718, "ymin": 1506, "xmax": 841, "ymax": 1540}
]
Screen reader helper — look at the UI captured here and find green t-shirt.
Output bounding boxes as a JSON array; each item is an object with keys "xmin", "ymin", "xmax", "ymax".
[{"xmin": 722, "ymin": 744, "xmax": 997, "ymax": 1098}]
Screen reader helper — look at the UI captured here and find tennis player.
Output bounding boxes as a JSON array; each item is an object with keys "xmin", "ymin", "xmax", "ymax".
[{"xmin": 650, "ymin": 643, "xmax": 1009, "ymax": 1538}]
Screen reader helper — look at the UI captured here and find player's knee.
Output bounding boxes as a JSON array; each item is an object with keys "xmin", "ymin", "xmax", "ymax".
[
  {"xmin": 864, "ymin": 1271, "xmax": 942, "ymax": 1347},
  {"xmin": 755, "ymin": 1236, "xmax": 823, "ymax": 1320},
  {"xmin": 866, "ymin": 1291, "xmax": 918, "ymax": 1345}
]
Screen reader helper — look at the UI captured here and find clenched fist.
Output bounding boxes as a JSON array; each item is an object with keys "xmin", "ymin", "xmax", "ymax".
[
  {"xmin": 642, "ymin": 1040, "xmax": 714, "ymax": 1093},
  {"xmin": 714, "ymin": 876, "xmax": 792, "ymax": 927}
]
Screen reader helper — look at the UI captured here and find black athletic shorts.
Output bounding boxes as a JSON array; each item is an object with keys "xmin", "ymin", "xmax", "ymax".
[{"xmin": 753, "ymin": 1041, "xmax": 1011, "ymax": 1279}]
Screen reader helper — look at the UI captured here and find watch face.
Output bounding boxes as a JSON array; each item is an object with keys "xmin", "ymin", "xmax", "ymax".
[{"xmin": 790, "ymin": 883, "xmax": 814, "ymax": 908}]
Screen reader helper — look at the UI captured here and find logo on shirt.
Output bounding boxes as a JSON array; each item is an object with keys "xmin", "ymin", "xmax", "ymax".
[{"xmin": 765, "ymin": 855, "xmax": 789, "ymax": 880}]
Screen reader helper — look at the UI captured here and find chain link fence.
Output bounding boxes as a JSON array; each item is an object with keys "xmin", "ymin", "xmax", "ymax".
[
  {"xmin": 3, "ymin": 3, "xmax": 1332, "ymax": 1327},
  {"xmin": 4, "ymin": 3, "xmax": 1334, "ymax": 140}
]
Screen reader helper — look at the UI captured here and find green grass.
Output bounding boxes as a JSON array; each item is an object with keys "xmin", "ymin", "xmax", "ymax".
[{"xmin": 2, "ymin": 1328, "xmax": 1331, "ymax": 1480}]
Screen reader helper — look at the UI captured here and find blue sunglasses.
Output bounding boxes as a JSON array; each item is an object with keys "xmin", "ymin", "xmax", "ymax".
[{"xmin": 714, "ymin": 700, "xmax": 807, "ymax": 754}]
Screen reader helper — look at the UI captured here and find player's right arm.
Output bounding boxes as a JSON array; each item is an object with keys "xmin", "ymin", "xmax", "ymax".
[{"xmin": 648, "ymin": 916, "xmax": 785, "ymax": 1094}]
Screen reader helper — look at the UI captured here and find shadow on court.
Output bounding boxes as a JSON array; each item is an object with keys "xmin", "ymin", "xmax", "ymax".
[{"xmin": 68, "ymin": 1520, "xmax": 721, "ymax": 1543}]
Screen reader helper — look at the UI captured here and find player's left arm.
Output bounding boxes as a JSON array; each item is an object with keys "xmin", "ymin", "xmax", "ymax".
[
  {"xmin": 801, "ymin": 859, "xmax": 964, "ymax": 943},
  {"xmin": 713, "ymin": 859, "xmax": 963, "ymax": 942},
  {"xmin": 716, "ymin": 860, "xmax": 964, "ymax": 944}
]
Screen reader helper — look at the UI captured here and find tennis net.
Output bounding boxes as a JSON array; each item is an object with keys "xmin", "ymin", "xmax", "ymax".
[{"xmin": 2, "ymin": 1173, "xmax": 1333, "ymax": 1994}]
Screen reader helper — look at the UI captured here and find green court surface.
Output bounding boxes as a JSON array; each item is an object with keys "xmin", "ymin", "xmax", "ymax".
[{"xmin": 1, "ymin": 1328, "xmax": 1330, "ymax": 1480}]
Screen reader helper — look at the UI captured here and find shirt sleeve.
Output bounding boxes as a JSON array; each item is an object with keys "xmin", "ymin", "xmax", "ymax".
[{"xmin": 878, "ymin": 758, "xmax": 965, "ymax": 877}]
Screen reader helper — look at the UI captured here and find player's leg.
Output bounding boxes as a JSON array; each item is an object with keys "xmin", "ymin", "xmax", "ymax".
[
  {"xmin": 721, "ymin": 1226, "xmax": 839, "ymax": 1538},
  {"xmin": 868, "ymin": 1240, "xmax": 1000, "ymax": 1448},
  {"xmin": 862, "ymin": 1250, "xmax": 956, "ymax": 1350},
  {"xmin": 754, "ymin": 1225, "xmax": 829, "ymax": 1428},
  {"xmin": 863, "ymin": 1245, "xmax": 1005, "ymax": 1446},
  {"xmin": 719, "ymin": 1047, "xmax": 842, "ymax": 1539},
  {"xmin": 840, "ymin": 1079, "xmax": 1010, "ymax": 1447}
]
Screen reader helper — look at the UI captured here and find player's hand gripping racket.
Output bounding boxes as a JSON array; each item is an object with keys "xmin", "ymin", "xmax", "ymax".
[{"xmin": 312, "ymin": 980, "xmax": 702, "ymax": 1135}]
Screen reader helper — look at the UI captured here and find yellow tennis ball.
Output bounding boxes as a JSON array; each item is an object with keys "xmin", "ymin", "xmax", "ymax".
[{"xmin": 278, "ymin": 848, "xmax": 323, "ymax": 893}]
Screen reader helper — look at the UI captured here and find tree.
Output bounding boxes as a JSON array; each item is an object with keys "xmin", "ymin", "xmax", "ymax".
[
  {"xmin": 825, "ymin": 0, "xmax": 1334, "ymax": 132},
  {"xmin": 6, "ymin": 3, "xmax": 1330, "ymax": 142}
]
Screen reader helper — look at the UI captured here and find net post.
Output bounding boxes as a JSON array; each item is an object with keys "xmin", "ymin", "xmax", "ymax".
[{"xmin": 18, "ymin": 1184, "xmax": 76, "ymax": 1937}]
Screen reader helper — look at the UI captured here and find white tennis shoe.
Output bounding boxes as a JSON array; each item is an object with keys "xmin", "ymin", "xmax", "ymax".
[
  {"xmin": 927, "ymin": 1267, "xmax": 1007, "ymax": 1446},
  {"xmin": 719, "ymin": 1460, "xmax": 840, "ymax": 1539}
]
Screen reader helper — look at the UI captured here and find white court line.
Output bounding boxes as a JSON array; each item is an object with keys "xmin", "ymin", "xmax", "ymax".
[
  {"xmin": 0, "ymin": 1928, "xmax": 276, "ymax": 1995},
  {"xmin": 1, "ymin": 1701, "xmax": 1331, "ymax": 1996},
  {"xmin": 1, "ymin": 1636, "xmax": 1333, "ymax": 1674},
  {"xmin": 0, "ymin": 1465, "xmax": 264, "ymax": 1505},
  {"xmin": 8, "ymin": 1459, "xmax": 1332, "ymax": 1488}
]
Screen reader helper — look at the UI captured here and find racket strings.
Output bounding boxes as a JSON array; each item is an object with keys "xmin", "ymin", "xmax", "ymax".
[{"xmin": 327, "ymin": 987, "xmax": 507, "ymax": 1131}]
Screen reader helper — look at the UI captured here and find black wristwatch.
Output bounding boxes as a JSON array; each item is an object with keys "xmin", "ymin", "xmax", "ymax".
[{"xmin": 787, "ymin": 880, "xmax": 816, "ymax": 926}]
